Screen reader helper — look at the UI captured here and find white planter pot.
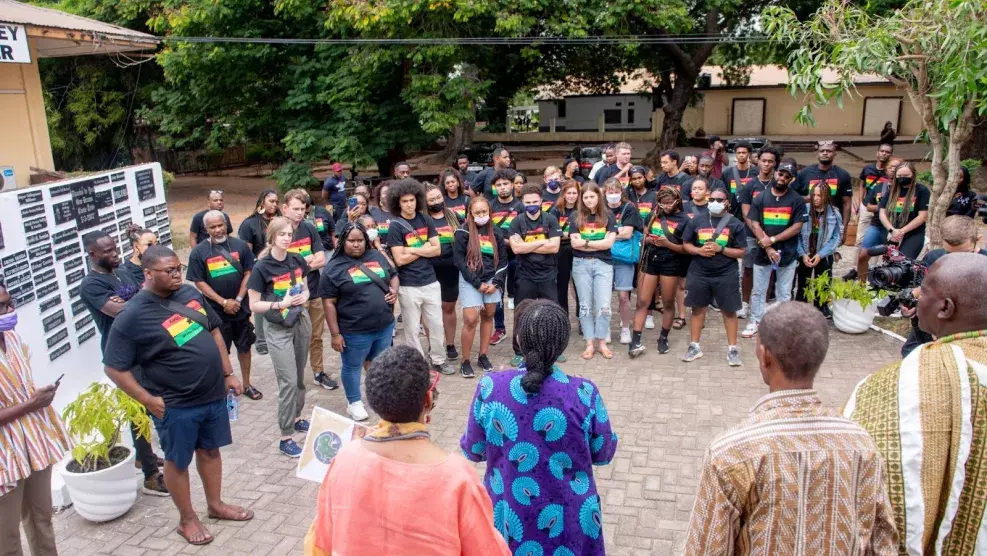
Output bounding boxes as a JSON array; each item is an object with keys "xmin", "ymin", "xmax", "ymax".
[
  {"xmin": 59, "ymin": 446, "xmax": 137, "ymax": 522},
  {"xmin": 832, "ymin": 298, "xmax": 877, "ymax": 334}
]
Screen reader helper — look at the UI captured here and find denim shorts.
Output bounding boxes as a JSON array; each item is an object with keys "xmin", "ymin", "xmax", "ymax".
[
  {"xmin": 150, "ymin": 399, "xmax": 232, "ymax": 470},
  {"xmin": 458, "ymin": 275, "xmax": 502, "ymax": 309},
  {"xmin": 613, "ymin": 263, "xmax": 635, "ymax": 291}
]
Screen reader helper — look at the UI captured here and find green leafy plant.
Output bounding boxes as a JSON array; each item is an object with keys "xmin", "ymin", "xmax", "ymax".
[
  {"xmin": 918, "ymin": 159, "xmax": 981, "ymax": 187},
  {"xmin": 804, "ymin": 272, "xmax": 888, "ymax": 311},
  {"xmin": 61, "ymin": 383, "xmax": 151, "ymax": 473},
  {"xmin": 271, "ymin": 161, "xmax": 318, "ymax": 194}
]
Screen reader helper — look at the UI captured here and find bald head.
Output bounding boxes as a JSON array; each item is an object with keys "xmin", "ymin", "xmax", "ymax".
[{"xmin": 917, "ymin": 252, "xmax": 987, "ymax": 337}]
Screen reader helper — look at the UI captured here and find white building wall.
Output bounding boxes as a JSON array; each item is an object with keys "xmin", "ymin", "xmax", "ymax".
[{"xmin": 564, "ymin": 95, "xmax": 653, "ymax": 131}]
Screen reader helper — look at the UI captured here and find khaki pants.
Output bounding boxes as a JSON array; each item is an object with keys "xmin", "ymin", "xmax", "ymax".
[
  {"xmin": 856, "ymin": 204, "xmax": 873, "ymax": 245},
  {"xmin": 397, "ymin": 282, "xmax": 446, "ymax": 366},
  {"xmin": 307, "ymin": 298, "xmax": 325, "ymax": 375},
  {"xmin": 267, "ymin": 310, "xmax": 312, "ymax": 437},
  {"xmin": 0, "ymin": 466, "xmax": 57, "ymax": 556}
]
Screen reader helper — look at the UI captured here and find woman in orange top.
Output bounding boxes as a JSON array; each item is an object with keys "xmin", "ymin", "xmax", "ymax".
[{"xmin": 305, "ymin": 344, "xmax": 509, "ymax": 556}]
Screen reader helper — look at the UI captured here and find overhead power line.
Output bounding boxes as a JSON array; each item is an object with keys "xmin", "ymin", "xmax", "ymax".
[{"xmin": 132, "ymin": 33, "xmax": 772, "ymax": 47}]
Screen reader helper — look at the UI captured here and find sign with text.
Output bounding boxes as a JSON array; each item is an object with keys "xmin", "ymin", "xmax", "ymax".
[{"xmin": 0, "ymin": 24, "xmax": 30, "ymax": 63}]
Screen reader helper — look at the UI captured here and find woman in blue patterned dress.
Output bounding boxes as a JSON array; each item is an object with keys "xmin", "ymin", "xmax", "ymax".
[{"xmin": 461, "ymin": 300, "xmax": 618, "ymax": 556}]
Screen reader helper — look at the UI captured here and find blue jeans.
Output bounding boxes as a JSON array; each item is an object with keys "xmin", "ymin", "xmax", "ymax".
[
  {"xmin": 860, "ymin": 225, "xmax": 887, "ymax": 249},
  {"xmin": 751, "ymin": 260, "xmax": 798, "ymax": 323},
  {"xmin": 340, "ymin": 322, "xmax": 395, "ymax": 403},
  {"xmin": 572, "ymin": 257, "xmax": 614, "ymax": 340}
]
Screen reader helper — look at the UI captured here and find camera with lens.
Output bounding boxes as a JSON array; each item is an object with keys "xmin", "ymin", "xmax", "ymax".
[{"xmin": 866, "ymin": 245, "xmax": 927, "ymax": 317}]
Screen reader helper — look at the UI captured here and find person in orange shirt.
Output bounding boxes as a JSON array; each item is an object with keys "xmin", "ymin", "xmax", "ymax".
[{"xmin": 305, "ymin": 344, "xmax": 509, "ymax": 556}]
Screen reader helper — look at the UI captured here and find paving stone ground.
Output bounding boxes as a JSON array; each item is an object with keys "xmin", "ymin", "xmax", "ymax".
[{"xmin": 42, "ymin": 286, "xmax": 903, "ymax": 556}]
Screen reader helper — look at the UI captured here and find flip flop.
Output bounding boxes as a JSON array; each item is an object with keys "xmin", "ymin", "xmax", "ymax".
[
  {"xmin": 207, "ymin": 506, "xmax": 254, "ymax": 522},
  {"xmin": 581, "ymin": 346, "xmax": 595, "ymax": 360},
  {"xmin": 243, "ymin": 386, "xmax": 263, "ymax": 400},
  {"xmin": 176, "ymin": 524, "xmax": 213, "ymax": 546},
  {"xmin": 599, "ymin": 346, "xmax": 614, "ymax": 359}
]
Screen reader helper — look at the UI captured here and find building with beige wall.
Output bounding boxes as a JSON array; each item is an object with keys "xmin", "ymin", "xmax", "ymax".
[{"xmin": 0, "ymin": 0, "xmax": 155, "ymax": 190}]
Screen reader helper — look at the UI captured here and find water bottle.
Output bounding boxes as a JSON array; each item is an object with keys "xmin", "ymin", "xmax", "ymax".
[
  {"xmin": 771, "ymin": 249, "xmax": 782, "ymax": 271},
  {"xmin": 227, "ymin": 388, "xmax": 239, "ymax": 421}
]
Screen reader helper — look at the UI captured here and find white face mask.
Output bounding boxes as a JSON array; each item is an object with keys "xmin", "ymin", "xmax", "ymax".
[
  {"xmin": 474, "ymin": 215, "xmax": 490, "ymax": 226},
  {"xmin": 708, "ymin": 201, "xmax": 726, "ymax": 216},
  {"xmin": 366, "ymin": 229, "xmax": 379, "ymax": 242},
  {"xmin": 605, "ymin": 194, "xmax": 622, "ymax": 205}
]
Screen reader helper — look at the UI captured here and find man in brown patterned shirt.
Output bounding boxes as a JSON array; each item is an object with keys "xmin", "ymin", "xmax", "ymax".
[{"xmin": 684, "ymin": 302, "xmax": 898, "ymax": 555}]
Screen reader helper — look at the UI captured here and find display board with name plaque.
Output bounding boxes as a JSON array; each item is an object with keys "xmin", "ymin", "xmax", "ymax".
[{"xmin": 0, "ymin": 163, "xmax": 167, "ymax": 413}]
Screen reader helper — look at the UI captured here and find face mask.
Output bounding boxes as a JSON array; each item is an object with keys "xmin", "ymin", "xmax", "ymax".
[
  {"xmin": 0, "ymin": 311, "xmax": 18, "ymax": 332},
  {"xmin": 366, "ymin": 229, "xmax": 379, "ymax": 242},
  {"xmin": 708, "ymin": 201, "xmax": 726, "ymax": 216},
  {"xmin": 474, "ymin": 215, "xmax": 490, "ymax": 226},
  {"xmin": 546, "ymin": 179, "xmax": 560, "ymax": 192},
  {"xmin": 896, "ymin": 177, "xmax": 912, "ymax": 187},
  {"xmin": 525, "ymin": 205, "xmax": 541, "ymax": 216},
  {"xmin": 427, "ymin": 202, "xmax": 445, "ymax": 213},
  {"xmin": 606, "ymin": 194, "xmax": 622, "ymax": 205}
]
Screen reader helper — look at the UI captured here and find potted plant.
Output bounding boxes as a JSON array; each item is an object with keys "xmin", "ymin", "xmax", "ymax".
[
  {"xmin": 804, "ymin": 272, "xmax": 888, "ymax": 334},
  {"xmin": 59, "ymin": 383, "xmax": 151, "ymax": 522}
]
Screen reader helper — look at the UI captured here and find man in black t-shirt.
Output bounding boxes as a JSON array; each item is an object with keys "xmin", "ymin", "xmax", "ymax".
[
  {"xmin": 79, "ymin": 231, "xmax": 167, "ymax": 496},
  {"xmin": 681, "ymin": 189, "xmax": 747, "ymax": 366},
  {"xmin": 104, "ymin": 246, "xmax": 249, "ymax": 546},
  {"xmin": 189, "ymin": 190, "xmax": 234, "ymax": 248},
  {"xmin": 187, "ymin": 210, "xmax": 260, "ymax": 401},
  {"xmin": 384, "ymin": 179, "xmax": 456, "ymax": 375},
  {"xmin": 488, "ymin": 170, "xmax": 525, "ymax": 339},
  {"xmin": 508, "ymin": 184, "xmax": 563, "ymax": 361},
  {"xmin": 737, "ymin": 146, "xmax": 780, "ymax": 317},
  {"xmin": 657, "ymin": 150, "xmax": 694, "ymax": 201},
  {"xmin": 857, "ymin": 144, "xmax": 893, "ymax": 243},
  {"xmin": 744, "ymin": 162, "xmax": 808, "ymax": 338},
  {"xmin": 794, "ymin": 141, "xmax": 852, "ymax": 244},
  {"xmin": 470, "ymin": 147, "xmax": 512, "ymax": 200}
]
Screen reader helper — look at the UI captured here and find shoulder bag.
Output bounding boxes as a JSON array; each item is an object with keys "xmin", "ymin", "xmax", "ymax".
[{"xmin": 611, "ymin": 206, "xmax": 643, "ymax": 265}]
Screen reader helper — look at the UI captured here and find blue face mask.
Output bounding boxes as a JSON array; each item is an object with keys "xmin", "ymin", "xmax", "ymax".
[
  {"xmin": 546, "ymin": 179, "xmax": 560, "ymax": 192},
  {"xmin": 0, "ymin": 311, "xmax": 18, "ymax": 332},
  {"xmin": 525, "ymin": 204, "xmax": 541, "ymax": 216}
]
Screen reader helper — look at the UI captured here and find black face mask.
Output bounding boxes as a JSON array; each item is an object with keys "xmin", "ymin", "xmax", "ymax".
[
  {"xmin": 896, "ymin": 177, "xmax": 912, "ymax": 187},
  {"xmin": 428, "ymin": 202, "xmax": 445, "ymax": 213}
]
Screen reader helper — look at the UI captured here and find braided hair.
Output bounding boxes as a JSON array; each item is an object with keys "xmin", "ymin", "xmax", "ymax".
[
  {"xmin": 465, "ymin": 196, "xmax": 497, "ymax": 272},
  {"xmin": 332, "ymin": 220, "xmax": 373, "ymax": 260},
  {"xmin": 516, "ymin": 300, "xmax": 570, "ymax": 394}
]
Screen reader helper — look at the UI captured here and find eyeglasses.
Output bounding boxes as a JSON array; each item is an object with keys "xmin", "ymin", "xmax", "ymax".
[
  {"xmin": 150, "ymin": 263, "xmax": 186, "ymax": 277},
  {"xmin": 427, "ymin": 370, "xmax": 440, "ymax": 402},
  {"xmin": 209, "ymin": 189, "xmax": 224, "ymax": 196}
]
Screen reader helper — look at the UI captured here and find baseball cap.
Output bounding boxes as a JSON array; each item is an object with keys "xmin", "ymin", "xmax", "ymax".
[
  {"xmin": 332, "ymin": 163, "xmax": 343, "ymax": 172},
  {"xmin": 778, "ymin": 163, "xmax": 797, "ymax": 175}
]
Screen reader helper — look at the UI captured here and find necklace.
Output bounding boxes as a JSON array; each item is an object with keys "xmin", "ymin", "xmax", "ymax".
[{"xmin": 935, "ymin": 330, "xmax": 987, "ymax": 345}]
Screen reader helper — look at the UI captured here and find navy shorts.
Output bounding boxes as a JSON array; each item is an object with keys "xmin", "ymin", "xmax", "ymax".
[{"xmin": 150, "ymin": 399, "xmax": 232, "ymax": 470}]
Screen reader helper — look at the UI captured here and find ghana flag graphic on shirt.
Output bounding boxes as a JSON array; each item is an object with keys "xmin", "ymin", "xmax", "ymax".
[
  {"xmin": 541, "ymin": 200, "xmax": 556, "ymax": 212},
  {"xmin": 434, "ymin": 224, "xmax": 454, "ymax": 244},
  {"xmin": 404, "ymin": 227, "xmax": 429, "ymax": 247},
  {"xmin": 649, "ymin": 219, "xmax": 679, "ymax": 237},
  {"xmin": 348, "ymin": 261, "xmax": 387, "ymax": 284},
  {"xmin": 697, "ymin": 226, "xmax": 731, "ymax": 248},
  {"xmin": 313, "ymin": 218, "xmax": 326, "ymax": 232},
  {"xmin": 809, "ymin": 178, "xmax": 840, "ymax": 196},
  {"xmin": 636, "ymin": 201, "xmax": 654, "ymax": 220},
  {"xmin": 452, "ymin": 205, "xmax": 467, "ymax": 220},
  {"xmin": 272, "ymin": 268, "xmax": 305, "ymax": 297},
  {"xmin": 523, "ymin": 226, "xmax": 547, "ymax": 242},
  {"xmin": 161, "ymin": 300, "xmax": 208, "ymax": 347},
  {"xmin": 492, "ymin": 209, "xmax": 516, "ymax": 229},
  {"xmin": 863, "ymin": 175, "xmax": 888, "ymax": 189},
  {"xmin": 288, "ymin": 236, "xmax": 313, "ymax": 258},
  {"xmin": 729, "ymin": 176, "xmax": 753, "ymax": 194},
  {"xmin": 762, "ymin": 206, "xmax": 792, "ymax": 226},
  {"xmin": 893, "ymin": 197, "xmax": 907, "ymax": 213},
  {"xmin": 206, "ymin": 251, "xmax": 241, "ymax": 278},
  {"xmin": 480, "ymin": 235, "xmax": 495, "ymax": 255},
  {"xmin": 378, "ymin": 219, "xmax": 390, "ymax": 235},
  {"xmin": 558, "ymin": 215, "xmax": 570, "ymax": 234},
  {"xmin": 579, "ymin": 221, "xmax": 607, "ymax": 241}
]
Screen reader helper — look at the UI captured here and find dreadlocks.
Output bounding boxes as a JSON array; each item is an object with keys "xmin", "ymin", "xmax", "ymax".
[
  {"xmin": 465, "ymin": 196, "xmax": 497, "ymax": 273},
  {"xmin": 517, "ymin": 300, "xmax": 570, "ymax": 394}
]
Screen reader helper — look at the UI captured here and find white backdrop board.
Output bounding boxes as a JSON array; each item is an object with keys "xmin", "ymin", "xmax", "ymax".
[{"xmin": 0, "ymin": 163, "xmax": 169, "ymax": 412}]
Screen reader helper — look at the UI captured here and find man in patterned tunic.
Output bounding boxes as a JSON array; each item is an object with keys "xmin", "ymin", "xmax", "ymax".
[
  {"xmin": 844, "ymin": 252, "xmax": 987, "ymax": 555},
  {"xmin": 685, "ymin": 301, "xmax": 898, "ymax": 555}
]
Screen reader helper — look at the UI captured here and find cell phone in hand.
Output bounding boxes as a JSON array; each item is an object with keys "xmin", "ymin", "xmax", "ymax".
[{"xmin": 348, "ymin": 197, "xmax": 358, "ymax": 209}]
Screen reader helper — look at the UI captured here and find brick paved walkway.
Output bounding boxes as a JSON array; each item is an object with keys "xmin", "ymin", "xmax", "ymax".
[{"xmin": 43, "ymin": 303, "xmax": 902, "ymax": 556}]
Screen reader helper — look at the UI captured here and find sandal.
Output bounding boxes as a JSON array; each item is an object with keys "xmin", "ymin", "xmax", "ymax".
[
  {"xmin": 672, "ymin": 317, "xmax": 687, "ymax": 330},
  {"xmin": 243, "ymin": 386, "xmax": 263, "ymax": 401},
  {"xmin": 581, "ymin": 346, "xmax": 595, "ymax": 360},
  {"xmin": 176, "ymin": 522, "xmax": 213, "ymax": 546},
  {"xmin": 599, "ymin": 345, "xmax": 613, "ymax": 359},
  {"xmin": 207, "ymin": 505, "xmax": 254, "ymax": 522}
]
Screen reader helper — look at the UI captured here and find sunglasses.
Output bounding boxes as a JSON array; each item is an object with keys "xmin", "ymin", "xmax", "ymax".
[{"xmin": 427, "ymin": 370, "xmax": 440, "ymax": 403}]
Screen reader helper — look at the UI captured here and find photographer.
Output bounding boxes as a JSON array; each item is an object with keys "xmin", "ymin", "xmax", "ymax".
[
  {"xmin": 856, "ymin": 162, "xmax": 928, "ymax": 282},
  {"xmin": 900, "ymin": 215, "xmax": 985, "ymax": 357}
]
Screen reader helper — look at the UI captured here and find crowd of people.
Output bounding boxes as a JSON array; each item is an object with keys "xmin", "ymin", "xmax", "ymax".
[{"xmin": 2, "ymin": 136, "xmax": 987, "ymax": 555}]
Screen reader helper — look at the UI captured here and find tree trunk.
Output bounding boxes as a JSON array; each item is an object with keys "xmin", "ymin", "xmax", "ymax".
[
  {"xmin": 924, "ymin": 99, "xmax": 977, "ymax": 248},
  {"xmin": 644, "ymin": 77, "xmax": 695, "ymax": 168},
  {"xmin": 430, "ymin": 118, "xmax": 475, "ymax": 165},
  {"xmin": 376, "ymin": 147, "xmax": 408, "ymax": 178}
]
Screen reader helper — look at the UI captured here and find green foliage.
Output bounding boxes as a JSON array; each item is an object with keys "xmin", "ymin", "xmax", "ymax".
[
  {"xmin": 61, "ymin": 383, "xmax": 151, "ymax": 473},
  {"xmin": 272, "ymin": 161, "xmax": 318, "ymax": 193},
  {"xmin": 804, "ymin": 272, "xmax": 888, "ymax": 311},
  {"xmin": 918, "ymin": 159, "xmax": 981, "ymax": 185}
]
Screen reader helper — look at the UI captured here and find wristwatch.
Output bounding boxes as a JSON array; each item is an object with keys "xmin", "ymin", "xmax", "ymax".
[
  {"xmin": 769, "ymin": 236, "xmax": 776, "ymax": 244},
  {"xmin": 235, "ymin": 296, "xmax": 243, "ymax": 303}
]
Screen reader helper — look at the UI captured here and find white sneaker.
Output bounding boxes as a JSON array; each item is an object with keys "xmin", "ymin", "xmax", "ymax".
[
  {"xmin": 507, "ymin": 297, "xmax": 515, "ymax": 310},
  {"xmin": 738, "ymin": 302, "xmax": 750, "ymax": 320},
  {"xmin": 741, "ymin": 321, "xmax": 759, "ymax": 339},
  {"xmin": 619, "ymin": 327, "xmax": 631, "ymax": 344},
  {"xmin": 645, "ymin": 315, "xmax": 656, "ymax": 329},
  {"xmin": 347, "ymin": 401, "xmax": 369, "ymax": 421}
]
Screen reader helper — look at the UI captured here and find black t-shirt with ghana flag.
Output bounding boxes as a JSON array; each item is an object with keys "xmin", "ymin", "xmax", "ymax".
[
  {"xmin": 385, "ymin": 213, "xmax": 439, "ymax": 287},
  {"xmin": 681, "ymin": 213, "xmax": 747, "ymax": 275},
  {"xmin": 185, "ymin": 237, "xmax": 255, "ymax": 319},
  {"xmin": 286, "ymin": 221, "xmax": 325, "ymax": 297},
  {"xmin": 319, "ymin": 249, "xmax": 396, "ymax": 335},
  {"xmin": 746, "ymin": 187, "xmax": 808, "ymax": 266},
  {"xmin": 247, "ymin": 252, "xmax": 310, "ymax": 304},
  {"xmin": 878, "ymin": 183, "xmax": 931, "ymax": 238},
  {"xmin": 571, "ymin": 213, "xmax": 618, "ymax": 263},
  {"xmin": 794, "ymin": 164, "xmax": 853, "ymax": 210},
  {"xmin": 508, "ymin": 211, "xmax": 562, "ymax": 281},
  {"xmin": 190, "ymin": 210, "xmax": 234, "ymax": 244},
  {"xmin": 103, "ymin": 285, "xmax": 226, "ymax": 408}
]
